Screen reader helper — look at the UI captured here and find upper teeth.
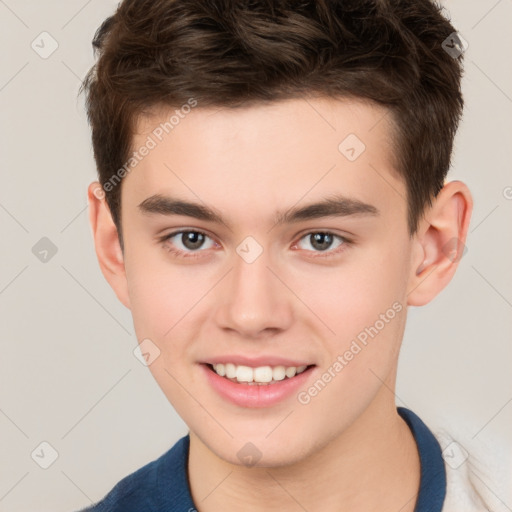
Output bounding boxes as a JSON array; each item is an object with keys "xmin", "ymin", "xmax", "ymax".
[{"xmin": 213, "ymin": 363, "xmax": 308, "ymax": 384}]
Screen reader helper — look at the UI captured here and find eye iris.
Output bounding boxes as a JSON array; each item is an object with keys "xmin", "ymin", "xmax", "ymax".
[
  {"xmin": 310, "ymin": 233, "xmax": 333, "ymax": 251},
  {"xmin": 182, "ymin": 232, "xmax": 205, "ymax": 250}
]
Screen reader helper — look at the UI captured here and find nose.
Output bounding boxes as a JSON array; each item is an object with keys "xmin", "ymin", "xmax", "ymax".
[{"xmin": 214, "ymin": 246, "xmax": 294, "ymax": 339}]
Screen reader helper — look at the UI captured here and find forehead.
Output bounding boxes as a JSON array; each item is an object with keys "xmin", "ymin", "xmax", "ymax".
[{"xmin": 124, "ymin": 97, "xmax": 406, "ymax": 228}]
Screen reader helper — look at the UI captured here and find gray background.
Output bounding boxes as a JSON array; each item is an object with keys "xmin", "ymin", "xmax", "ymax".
[{"xmin": 1, "ymin": 1, "xmax": 511, "ymax": 511}]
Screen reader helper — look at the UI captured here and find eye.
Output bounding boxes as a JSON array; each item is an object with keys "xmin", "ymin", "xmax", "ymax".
[
  {"xmin": 159, "ymin": 229, "xmax": 351, "ymax": 260},
  {"xmin": 293, "ymin": 232, "xmax": 349, "ymax": 257},
  {"xmin": 160, "ymin": 230, "xmax": 217, "ymax": 258}
]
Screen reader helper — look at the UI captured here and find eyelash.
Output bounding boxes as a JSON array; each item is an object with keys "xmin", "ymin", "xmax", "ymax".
[{"xmin": 158, "ymin": 229, "xmax": 352, "ymax": 260}]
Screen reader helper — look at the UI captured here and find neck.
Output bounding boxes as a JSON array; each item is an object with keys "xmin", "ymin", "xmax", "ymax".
[{"xmin": 187, "ymin": 389, "xmax": 421, "ymax": 512}]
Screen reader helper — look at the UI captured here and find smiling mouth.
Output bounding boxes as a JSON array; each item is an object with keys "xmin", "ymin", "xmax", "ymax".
[{"xmin": 207, "ymin": 363, "xmax": 313, "ymax": 385}]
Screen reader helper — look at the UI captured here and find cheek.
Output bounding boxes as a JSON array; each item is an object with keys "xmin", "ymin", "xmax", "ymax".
[
  {"xmin": 293, "ymin": 265, "xmax": 407, "ymax": 427},
  {"xmin": 290, "ymin": 245, "xmax": 409, "ymax": 390},
  {"xmin": 124, "ymin": 251, "xmax": 204, "ymax": 344},
  {"xmin": 298, "ymin": 253, "xmax": 406, "ymax": 339},
  {"xmin": 125, "ymin": 262, "xmax": 207, "ymax": 405}
]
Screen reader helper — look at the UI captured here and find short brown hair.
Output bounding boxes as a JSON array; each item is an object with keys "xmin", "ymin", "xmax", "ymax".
[{"xmin": 81, "ymin": 0, "xmax": 464, "ymax": 242}]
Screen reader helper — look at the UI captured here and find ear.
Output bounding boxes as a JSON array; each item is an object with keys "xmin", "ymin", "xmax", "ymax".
[
  {"xmin": 407, "ymin": 180, "xmax": 473, "ymax": 307},
  {"xmin": 87, "ymin": 182, "xmax": 131, "ymax": 309}
]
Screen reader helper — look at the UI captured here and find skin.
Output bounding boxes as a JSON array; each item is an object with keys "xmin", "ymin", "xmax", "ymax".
[{"xmin": 88, "ymin": 97, "xmax": 472, "ymax": 511}]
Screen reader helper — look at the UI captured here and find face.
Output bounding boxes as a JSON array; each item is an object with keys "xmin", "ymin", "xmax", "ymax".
[{"xmin": 117, "ymin": 98, "xmax": 417, "ymax": 466}]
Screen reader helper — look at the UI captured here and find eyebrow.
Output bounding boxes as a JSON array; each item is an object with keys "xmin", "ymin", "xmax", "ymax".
[{"xmin": 138, "ymin": 193, "xmax": 379, "ymax": 229}]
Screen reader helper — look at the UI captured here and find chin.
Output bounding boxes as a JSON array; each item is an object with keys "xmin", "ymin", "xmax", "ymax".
[{"xmin": 206, "ymin": 433, "xmax": 313, "ymax": 469}]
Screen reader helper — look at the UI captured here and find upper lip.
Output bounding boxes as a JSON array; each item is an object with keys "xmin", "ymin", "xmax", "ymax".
[{"xmin": 203, "ymin": 355, "xmax": 314, "ymax": 368}]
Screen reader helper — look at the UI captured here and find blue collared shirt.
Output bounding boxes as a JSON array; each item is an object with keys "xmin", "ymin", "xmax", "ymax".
[{"xmin": 78, "ymin": 407, "xmax": 446, "ymax": 511}]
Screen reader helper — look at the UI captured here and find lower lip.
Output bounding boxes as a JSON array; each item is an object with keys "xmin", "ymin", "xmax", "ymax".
[{"xmin": 200, "ymin": 364, "xmax": 315, "ymax": 408}]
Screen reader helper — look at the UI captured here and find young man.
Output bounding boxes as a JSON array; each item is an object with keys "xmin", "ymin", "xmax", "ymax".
[{"xmin": 78, "ymin": 0, "xmax": 490, "ymax": 510}]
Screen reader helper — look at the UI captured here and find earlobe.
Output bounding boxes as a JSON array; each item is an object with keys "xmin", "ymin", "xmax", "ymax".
[
  {"xmin": 87, "ymin": 182, "xmax": 131, "ymax": 309},
  {"xmin": 407, "ymin": 181, "xmax": 473, "ymax": 307}
]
